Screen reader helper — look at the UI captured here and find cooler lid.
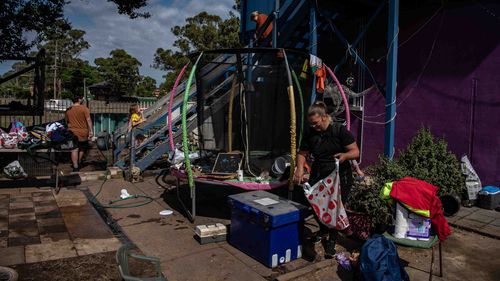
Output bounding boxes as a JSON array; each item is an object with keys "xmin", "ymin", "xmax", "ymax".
[{"xmin": 228, "ymin": 190, "xmax": 307, "ymax": 227}]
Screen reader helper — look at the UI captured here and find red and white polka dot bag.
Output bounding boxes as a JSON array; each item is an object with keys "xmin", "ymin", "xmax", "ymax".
[{"xmin": 303, "ymin": 160, "xmax": 349, "ymax": 230}]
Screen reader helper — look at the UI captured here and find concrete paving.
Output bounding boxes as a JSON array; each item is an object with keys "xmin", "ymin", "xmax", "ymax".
[
  {"xmin": 0, "ymin": 187, "xmax": 121, "ymax": 266},
  {"xmin": 448, "ymin": 206, "xmax": 500, "ymax": 238}
]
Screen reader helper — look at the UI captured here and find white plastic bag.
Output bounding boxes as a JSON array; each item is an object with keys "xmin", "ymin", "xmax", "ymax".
[
  {"xmin": 303, "ymin": 159, "xmax": 349, "ymax": 230},
  {"xmin": 3, "ymin": 160, "xmax": 27, "ymax": 179},
  {"xmin": 461, "ymin": 155, "xmax": 481, "ymax": 200}
]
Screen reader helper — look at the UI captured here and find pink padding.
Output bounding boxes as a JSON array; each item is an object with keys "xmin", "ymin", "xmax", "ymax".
[
  {"xmin": 170, "ymin": 169, "xmax": 287, "ymax": 190},
  {"xmin": 168, "ymin": 64, "xmax": 189, "ymax": 151},
  {"xmin": 325, "ymin": 65, "xmax": 351, "ymax": 130}
]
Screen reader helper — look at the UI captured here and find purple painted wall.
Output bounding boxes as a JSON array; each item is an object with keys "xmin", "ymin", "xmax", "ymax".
[{"xmin": 354, "ymin": 4, "xmax": 500, "ymax": 186}]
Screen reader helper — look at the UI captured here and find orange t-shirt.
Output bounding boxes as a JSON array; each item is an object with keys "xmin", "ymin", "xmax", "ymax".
[
  {"xmin": 256, "ymin": 14, "xmax": 273, "ymax": 39},
  {"xmin": 65, "ymin": 104, "xmax": 90, "ymax": 141}
]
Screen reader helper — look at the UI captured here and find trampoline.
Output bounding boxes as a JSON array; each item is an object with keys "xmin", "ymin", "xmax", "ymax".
[{"xmin": 169, "ymin": 48, "xmax": 350, "ymax": 221}]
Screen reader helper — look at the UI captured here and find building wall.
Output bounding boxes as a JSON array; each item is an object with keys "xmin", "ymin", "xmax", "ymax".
[{"xmin": 357, "ymin": 4, "xmax": 500, "ymax": 185}]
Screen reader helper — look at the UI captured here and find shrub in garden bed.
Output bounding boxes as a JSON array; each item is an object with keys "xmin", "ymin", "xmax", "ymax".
[{"xmin": 348, "ymin": 127, "xmax": 466, "ymax": 235}]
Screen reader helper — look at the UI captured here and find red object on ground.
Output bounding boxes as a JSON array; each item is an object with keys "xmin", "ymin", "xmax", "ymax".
[{"xmin": 390, "ymin": 177, "xmax": 451, "ymax": 241}]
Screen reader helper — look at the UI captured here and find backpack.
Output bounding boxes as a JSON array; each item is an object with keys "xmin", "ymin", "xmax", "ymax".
[{"xmin": 359, "ymin": 234, "xmax": 409, "ymax": 281}]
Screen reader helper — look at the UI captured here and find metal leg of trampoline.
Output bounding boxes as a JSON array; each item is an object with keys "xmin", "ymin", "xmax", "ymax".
[{"xmin": 175, "ymin": 177, "xmax": 195, "ymax": 222}]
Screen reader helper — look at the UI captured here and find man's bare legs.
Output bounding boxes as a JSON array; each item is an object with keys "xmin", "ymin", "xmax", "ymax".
[{"xmin": 71, "ymin": 148, "xmax": 80, "ymax": 171}]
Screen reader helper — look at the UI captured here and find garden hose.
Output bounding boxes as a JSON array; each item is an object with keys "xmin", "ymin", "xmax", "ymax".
[
  {"xmin": 182, "ymin": 53, "xmax": 203, "ymax": 198},
  {"xmin": 283, "ymin": 50, "xmax": 297, "ymax": 199},
  {"xmin": 87, "ymin": 142, "xmax": 154, "ymax": 209},
  {"xmin": 290, "ymin": 69, "xmax": 304, "ymax": 149},
  {"xmin": 169, "ymin": 63, "xmax": 189, "ymax": 151}
]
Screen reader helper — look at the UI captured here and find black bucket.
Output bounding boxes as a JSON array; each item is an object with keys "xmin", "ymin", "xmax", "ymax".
[{"xmin": 440, "ymin": 194, "xmax": 461, "ymax": 216}]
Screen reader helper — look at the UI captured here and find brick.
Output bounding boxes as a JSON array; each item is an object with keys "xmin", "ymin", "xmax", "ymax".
[
  {"xmin": 38, "ymin": 224, "xmax": 67, "ymax": 235},
  {"xmin": 9, "ymin": 213, "xmax": 36, "ymax": 222},
  {"xmin": 9, "ymin": 236, "xmax": 41, "ymax": 247},
  {"xmin": 490, "ymin": 219, "xmax": 500, "ymax": 227},
  {"xmin": 9, "ymin": 202, "xmax": 34, "ymax": 209},
  {"xmin": 40, "ymin": 232, "xmax": 70, "ymax": 244},
  {"xmin": 37, "ymin": 217, "xmax": 65, "ymax": 226},
  {"xmin": 9, "ymin": 220, "xmax": 37, "ymax": 230},
  {"xmin": 480, "ymin": 225, "xmax": 500, "ymax": 238},
  {"xmin": 0, "ymin": 246, "xmax": 25, "ymax": 266},
  {"xmin": 9, "ymin": 208, "xmax": 35, "ymax": 215},
  {"xmin": 73, "ymin": 237, "xmax": 121, "ymax": 256},
  {"xmin": 467, "ymin": 213, "xmax": 496, "ymax": 224},
  {"xmin": 25, "ymin": 239, "xmax": 77, "ymax": 263},
  {"xmin": 456, "ymin": 218, "xmax": 487, "ymax": 230}
]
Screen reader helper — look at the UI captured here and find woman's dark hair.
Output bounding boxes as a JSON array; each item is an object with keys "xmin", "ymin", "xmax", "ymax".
[{"xmin": 72, "ymin": 96, "xmax": 82, "ymax": 103}]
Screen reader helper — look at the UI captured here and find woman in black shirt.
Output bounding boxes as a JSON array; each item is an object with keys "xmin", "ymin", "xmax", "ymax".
[{"xmin": 294, "ymin": 101, "xmax": 360, "ymax": 257}]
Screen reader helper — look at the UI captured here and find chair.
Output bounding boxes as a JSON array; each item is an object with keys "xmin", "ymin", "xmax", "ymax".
[
  {"xmin": 383, "ymin": 232, "xmax": 443, "ymax": 281},
  {"xmin": 116, "ymin": 245, "xmax": 167, "ymax": 281}
]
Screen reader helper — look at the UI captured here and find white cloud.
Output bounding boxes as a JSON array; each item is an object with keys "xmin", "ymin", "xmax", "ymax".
[{"xmin": 65, "ymin": 0, "xmax": 236, "ymax": 85}]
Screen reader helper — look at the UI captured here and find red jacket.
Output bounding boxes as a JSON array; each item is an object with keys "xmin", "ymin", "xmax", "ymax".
[{"xmin": 390, "ymin": 177, "xmax": 451, "ymax": 242}]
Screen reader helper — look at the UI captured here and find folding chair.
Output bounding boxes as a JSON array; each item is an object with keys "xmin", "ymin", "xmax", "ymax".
[{"xmin": 116, "ymin": 245, "xmax": 167, "ymax": 281}]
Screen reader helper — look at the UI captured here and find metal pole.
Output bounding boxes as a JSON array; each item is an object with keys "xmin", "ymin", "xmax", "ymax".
[
  {"xmin": 310, "ymin": 2, "xmax": 318, "ymax": 103},
  {"xmin": 272, "ymin": 0, "xmax": 279, "ymax": 48},
  {"xmin": 53, "ymin": 40, "xmax": 57, "ymax": 100},
  {"xmin": 384, "ymin": 0, "xmax": 399, "ymax": 159}
]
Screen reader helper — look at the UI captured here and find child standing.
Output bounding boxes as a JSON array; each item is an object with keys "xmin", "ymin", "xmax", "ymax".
[{"xmin": 128, "ymin": 104, "xmax": 146, "ymax": 146}]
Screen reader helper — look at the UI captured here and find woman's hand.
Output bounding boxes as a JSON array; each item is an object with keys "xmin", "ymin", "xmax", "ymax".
[
  {"xmin": 293, "ymin": 169, "xmax": 304, "ymax": 184},
  {"xmin": 334, "ymin": 153, "xmax": 347, "ymax": 163}
]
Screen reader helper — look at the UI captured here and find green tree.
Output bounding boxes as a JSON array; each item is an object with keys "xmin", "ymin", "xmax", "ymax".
[
  {"xmin": 135, "ymin": 76, "xmax": 157, "ymax": 97},
  {"xmin": 39, "ymin": 23, "xmax": 93, "ymax": 98},
  {"xmin": 153, "ymin": 10, "xmax": 241, "ymax": 89},
  {"xmin": 95, "ymin": 49, "xmax": 142, "ymax": 96},
  {"xmin": 1, "ymin": 0, "xmax": 149, "ymax": 57}
]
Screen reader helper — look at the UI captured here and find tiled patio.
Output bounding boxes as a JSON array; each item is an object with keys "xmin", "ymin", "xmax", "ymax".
[
  {"xmin": 0, "ymin": 188, "xmax": 121, "ymax": 266},
  {"xmin": 447, "ymin": 206, "xmax": 500, "ymax": 238}
]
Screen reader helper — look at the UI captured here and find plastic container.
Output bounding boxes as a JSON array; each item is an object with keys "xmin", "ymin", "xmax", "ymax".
[
  {"xmin": 228, "ymin": 191, "xmax": 307, "ymax": 268},
  {"xmin": 478, "ymin": 186, "xmax": 500, "ymax": 210}
]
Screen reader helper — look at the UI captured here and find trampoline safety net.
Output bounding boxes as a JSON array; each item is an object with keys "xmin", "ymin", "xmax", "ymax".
[{"xmin": 192, "ymin": 49, "xmax": 313, "ymax": 177}]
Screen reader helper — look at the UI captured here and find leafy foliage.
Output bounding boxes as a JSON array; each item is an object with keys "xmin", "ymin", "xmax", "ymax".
[
  {"xmin": 135, "ymin": 76, "xmax": 157, "ymax": 97},
  {"xmin": 154, "ymin": 10, "xmax": 242, "ymax": 89},
  {"xmin": 1, "ymin": 0, "xmax": 149, "ymax": 57},
  {"xmin": 348, "ymin": 180, "xmax": 392, "ymax": 228},
  {"xmin": 397, "ymin": 127, "xmax": 465, "ymax": 196},
  {"xmin": 0, "ymin": 0, "xmax": 65, "ymax": 56},
  {"xmin": 349, "ymin": 127, "xmax": 466, "ymax": 226},
  {"xmin": 95, "ymin": 49, "xmax": 142, "ymax": 96}
]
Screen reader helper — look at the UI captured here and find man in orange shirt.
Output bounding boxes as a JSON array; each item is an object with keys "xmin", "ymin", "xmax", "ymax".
[
  {"xmin": 251, "ymin": 11, "xmax": 273, "ymax": 46},
  {"xmin": 65, "ymin": 96, "xmax": 93, "ymax": 172}
]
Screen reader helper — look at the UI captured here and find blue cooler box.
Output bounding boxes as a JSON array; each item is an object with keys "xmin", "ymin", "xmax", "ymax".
[{"xmin": 228, "ymin": 190, "xmax": 307, "ymax": 268}]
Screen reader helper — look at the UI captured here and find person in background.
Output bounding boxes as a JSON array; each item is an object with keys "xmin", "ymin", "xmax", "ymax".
[
  {"xmin": 294, "ymin": 101, "xmax": 360, "ymax": 258},
  {"xmin": 65, "ymin": 96, "xmax": 93, "ymax": 172},
  {"xmin": 128, "ymin": 104, "xmax": 146, "ymax": 146},
  {"xmin": 250, "ymin": 11, "xmax": 273, "ymax": 46}
]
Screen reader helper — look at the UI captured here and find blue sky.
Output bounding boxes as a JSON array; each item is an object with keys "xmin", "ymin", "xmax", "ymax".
[
  {"xmin": 0, "ymin": 0, "xmax": 236, "ymax": 87},
  {"xmin": 65, "ymin": 0, "xmax": 236, "ymax": 85}
]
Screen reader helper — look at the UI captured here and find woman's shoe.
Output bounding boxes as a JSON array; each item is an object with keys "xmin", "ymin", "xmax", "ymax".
[{"xmin": 324, "ymin": 240, "xmax": 336, "ymax": 259}]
